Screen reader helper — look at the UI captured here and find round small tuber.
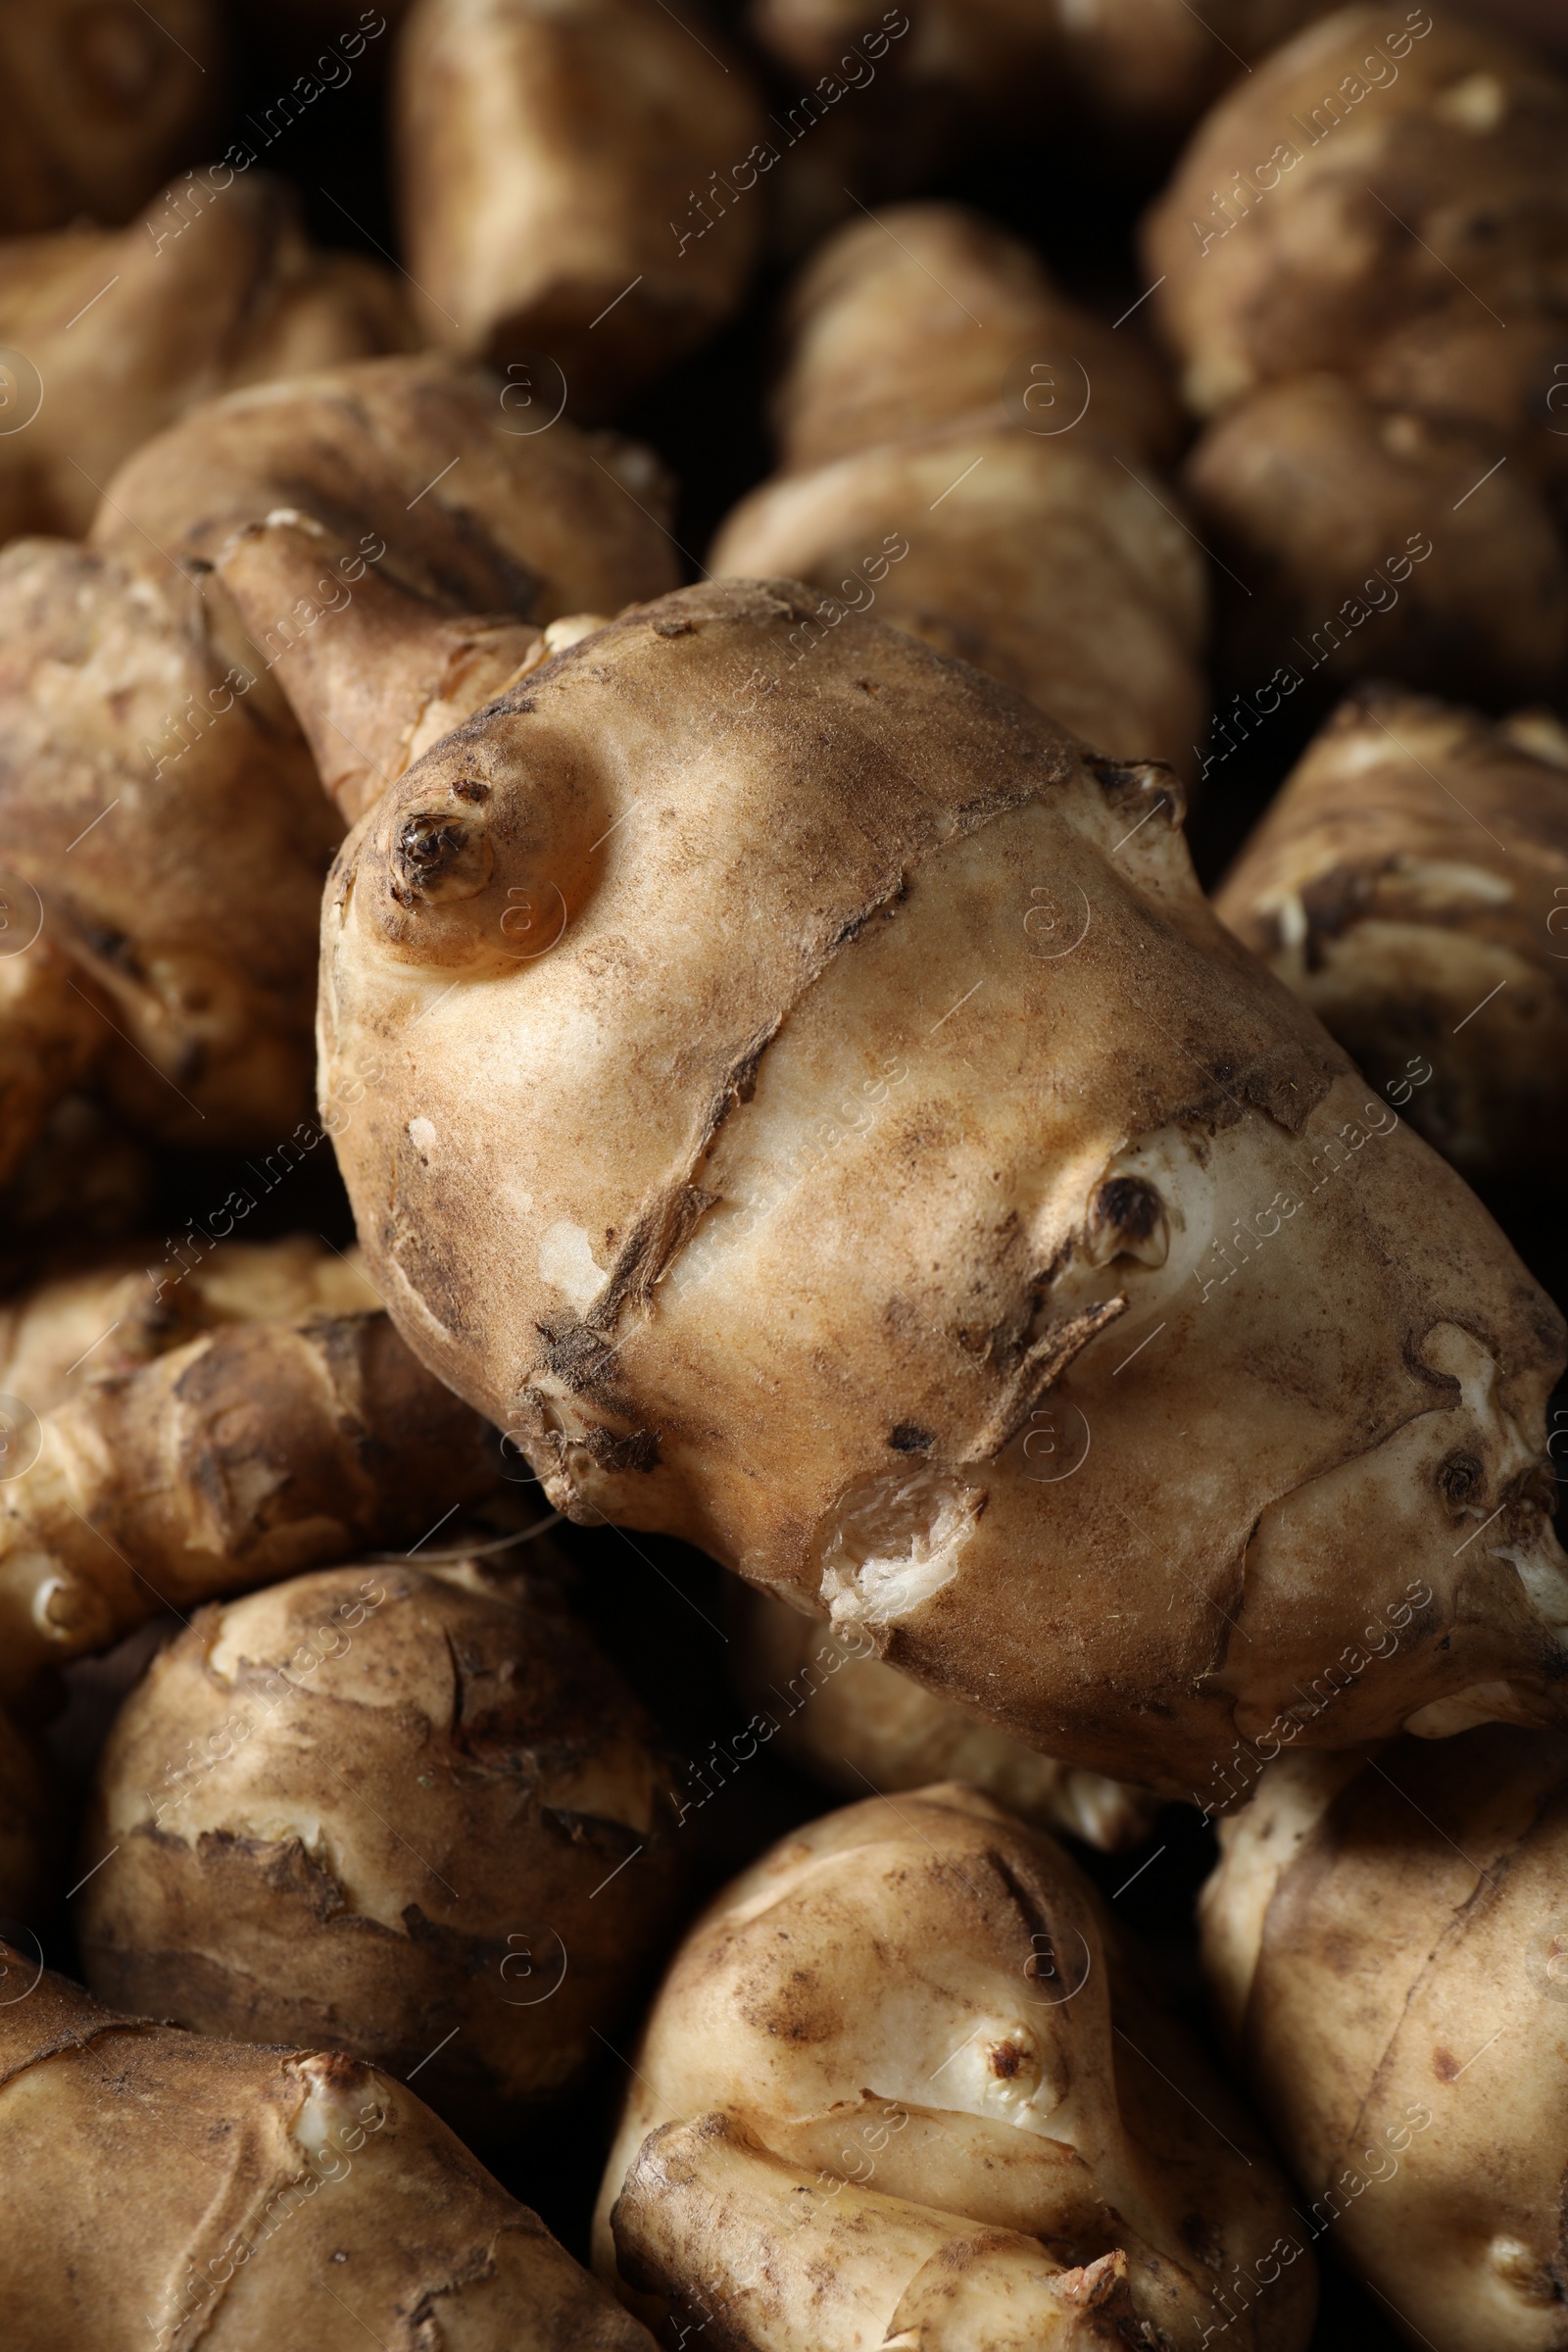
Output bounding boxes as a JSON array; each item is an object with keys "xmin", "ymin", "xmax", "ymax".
[{"xmin": 77, "ymin": 1555, "xmax": 686, "ymax": 2137}]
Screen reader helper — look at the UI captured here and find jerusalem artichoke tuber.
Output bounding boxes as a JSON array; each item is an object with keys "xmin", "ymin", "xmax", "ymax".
[
  {"xmin": 596, "ymin": 1786, "xmax": 1316, "ymax": 2349},
  {"xmin": 311, "ymin": 575, "xmax": 1568, "ymax": 1795},
  {"xmin": 1215, "ymin": 687, "xmax": 1568, "ymax": 1182}
]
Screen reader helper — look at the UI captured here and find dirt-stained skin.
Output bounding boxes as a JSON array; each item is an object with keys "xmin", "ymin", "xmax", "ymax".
[
  {"xmin": 1217, "ymin": 687, "xmax": 1568, "ymax": 1183},
  {"xmin": 596, "ymin": 1787, "xmax": 1317, "ymax": 2350},
  {"xmin": 317, "ymin": 576, "xmax": 1568, "ymax": 1797},
  {"xmin": 1202, "ymin": 1731, "xmax": 1568, "ymax": 2352},
  {"xmin": 77, "ymin": 1555, "xmax": 686, "ymax": 2138},
  {"xmin": 0, "ymin": 1949, "xmax": 656, "ymax": 2350}
]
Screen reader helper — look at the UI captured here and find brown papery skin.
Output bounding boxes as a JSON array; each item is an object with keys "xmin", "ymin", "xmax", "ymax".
[
  {"xmin": 596, "ymin": 1788, "xmax": 1316, "ymax": 2350},
  {"xmin": 0, "ymin": 1234, "xmax": 500, "ymax": 1704},
  {"xmin": 714, "ymin": 202, "xmax": 1207, "ymax": 782},
  {"xmin": 730, "ymin": 1582, "xmax": 1159, "ymax": 1850},
  {"xmin": 712, "ymin": 424, "xmax": 1209, "ymax": 779},
  {"xmin": 318, "ymin": 577, "xmax": 1568, "ymax": 1796},
  {"xmin": 1201, "ymin": 1732, "xmax": 1568, "ymax": 2352},
  {"xmin": 0, "ymin": 1952, "xmax": 656, "ymax": 2351},
  {"xmin": 394, "ymin": 0, "xmax": 765, "ymax": 413},
  {"xmin": 1216, "ymin": 688, "xmax": 1568, "ymax": 1183},
  {"xmin": 0, "ymin": 355, "xmax": 676, "ymax": 1158},
  {"xmin": 769, "ymin": 203, "xmax": 1182, "ymax": 472},
  {"xmin": 0, "ymin": 0, "xmax": 220, "ymax": 233},
  {"xmin": 1180, "ymin": 375, "xmax": 1568, "ymax": 703},
  {"xmin": 77, "ymin": 1558, "xmax": 685, "ymax": 2138},
  {"xmin": 1143, "ymin": 5, "xmax": 1568, "ymax": 423},
  {"xmin": 0, "ymin": 174, "xmax": 416, "ymax": 542}
]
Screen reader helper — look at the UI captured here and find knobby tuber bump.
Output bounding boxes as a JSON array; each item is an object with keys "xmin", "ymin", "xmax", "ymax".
[
  {"xmin": 1200, "ymin": 1730, "xmax": 1568, "ymax": 2351},
  {"xmin": 314, "ymin": 577, "xmax": 1568, "ymax": 1794},
  {"xmin": 0, "ymin": 354, "xmax": 677, "ymax": 1160},
  {"xmin": 0, "ymin": 1233, "xmax": 500, "ymax": 1704},
  {"xmin": 731, "ymin": 1582, "xmax": 1159, "ymax": 1850},
  {"xmin": 78, "ymin": 1556, "xmax": 685, "ymax": 2136},
  {"xmin": 1143, "ymin": 5, "xmax": 1568, "ymax": 697},
  {"xmin": 393, "ymin": 0, "xmax": 765, "ymax": 412},
  {"xmin": 0, "ymin": 173, "xmax": 416, "ymax": 542},
  {"xmin": 0, "ymin": 0, "xmax": 220, "ymax": 234},
  {"xmin": 710, "ymin": 204, "xmax": 1209, "ymax": 778},
  {"xmin": 0, "ymin": 1949, "xmax": 657, "ymax": 2351},
  {"xmin": 1216, "ymin": 687, "xmax": 1568, "ymax": 1183},
  {"xmin": 595, "ymin": 1787, "xmax": 1316, "ymax": 2349}
]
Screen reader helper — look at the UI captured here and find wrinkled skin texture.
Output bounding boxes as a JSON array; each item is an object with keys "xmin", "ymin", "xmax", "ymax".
[
  {"xmin": 0, "ymin": 355, "xmax": 676, "ymax": 1157},
  {"xmin": 0, "ymin": 1952, "xmax": 655, "ymax": 2350},
  {"xmin": 1143, "ymin": 4, "xmax": 1568, "ymax": 423},
  {"xmin": 78, "ymin": 1557, "xmax": 685, "ymax": 2137},
  {"xmin": 715, "ymin": 203, "xmax": 1205, "ymax": 780},
  {"xmin": 1181, "ymin": 375, "xmax": 1568, "ymax": 702},
  {"xmin": 730, "ymin": 1583, "xmax": 1159, "ymax": 1850},
  {"xmin": 712, "ymin": 425, "xmax": 1209, "ymax": 779},
  {"xmin": 0, "ymin": 1233, "xmax": 500, "ymax": 1704},
  {"xmin": 318, "ymin": 578, "xmax": 1568, "ymax": 1795},
  {"xmin": 394, "ymin": 0, "xmax": 764, "ymax": 412},
  {"xmin": 1200, "ymin": 1731, "xmax": 1568, "ymax": 2351},
  {"xmin": 0, "ymin": 173, "xmax": 415, "ymax": 542},
  {"xmin": 0, "ymin": 0, "xmax": 219, "ymax": 233},
  {"xmin": 1216, "ymin": 688, "xmax": 1568, "ymax": 1183},
  {"xmin": 769, "ymin": 202, "xmax": 1181, "ymax": 471},
  {"xmin": 595, "ymin": 1788, "xmax": 1317, "ymax": 2350}
]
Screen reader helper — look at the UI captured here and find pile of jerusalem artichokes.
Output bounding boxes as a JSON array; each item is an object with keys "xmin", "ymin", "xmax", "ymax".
[{"xmin": 1, "ymin": 1, "xmax": 1566, "ymax": 2345}]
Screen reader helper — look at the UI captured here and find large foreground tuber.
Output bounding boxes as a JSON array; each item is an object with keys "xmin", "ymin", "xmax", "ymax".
[{"xmin": 314, "ymin": 576, "xmax": 1568, "ymax": 1795}]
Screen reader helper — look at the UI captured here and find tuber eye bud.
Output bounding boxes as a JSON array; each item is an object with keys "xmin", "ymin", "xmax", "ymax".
[
  {"xmin": 1085, "ymin": 1176, "xmax": 1169, "ymax": 1269},
  {"xmin": 1438, "ymin": 1450, "xmax": 1485, "ymax": 1511},
  {"xmin": 390, "ymin": 813, "xmax": 495, "ymax": 906}
]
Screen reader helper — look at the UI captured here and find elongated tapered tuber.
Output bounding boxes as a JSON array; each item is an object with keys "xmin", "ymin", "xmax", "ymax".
[{"xmin": 313, "ymin": 574, "xmax": 1568, "ymax": 1794}]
